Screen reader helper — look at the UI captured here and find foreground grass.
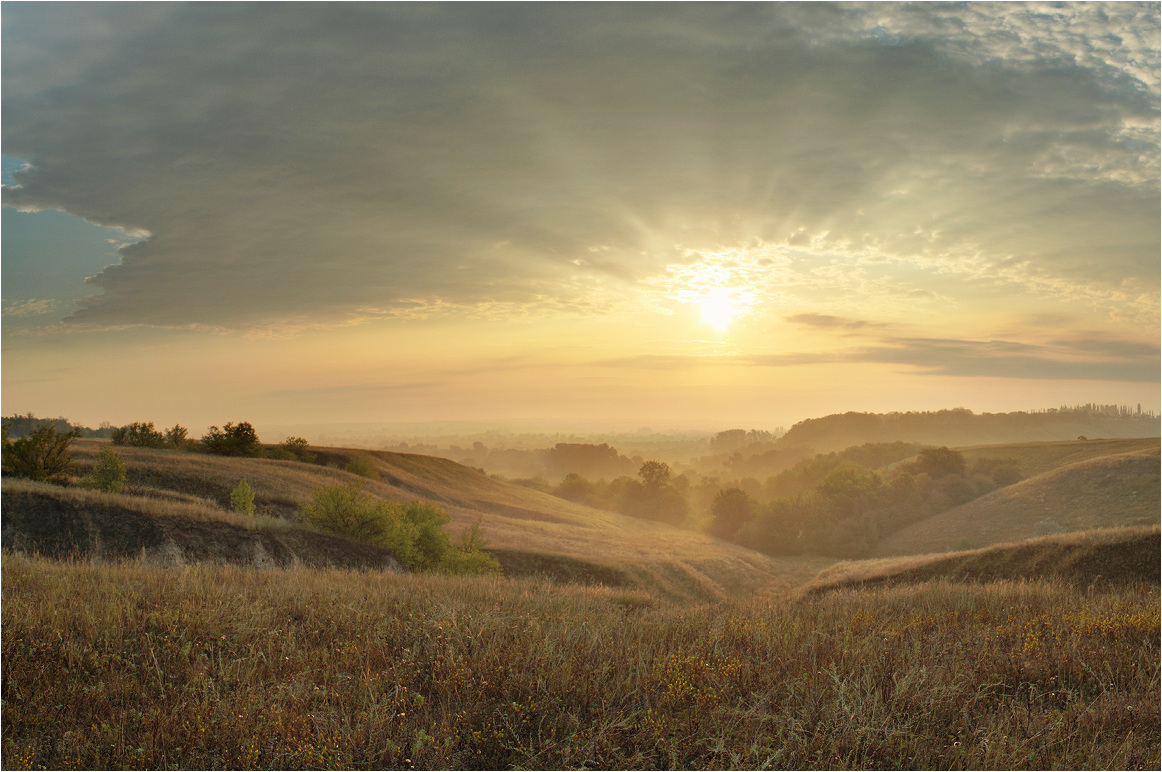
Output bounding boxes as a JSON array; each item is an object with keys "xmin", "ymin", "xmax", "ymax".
[{"xmin": 3, "ymin": 554, "xmax": 1158, "ymax": 770}]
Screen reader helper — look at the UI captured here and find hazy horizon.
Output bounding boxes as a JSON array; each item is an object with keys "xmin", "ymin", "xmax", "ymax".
[{"xmin": 4, "ymin": 3, "xmax": 1159, "ymax": 434}]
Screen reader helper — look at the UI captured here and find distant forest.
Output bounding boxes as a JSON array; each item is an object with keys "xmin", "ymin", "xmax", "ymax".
[
  {"xmin": 1, "ymin": 413, "xmax": 112, "ymax": 439},
  {"xmin": 772, "ymin": 405, "xmax": 1159, "ymax": 454}
]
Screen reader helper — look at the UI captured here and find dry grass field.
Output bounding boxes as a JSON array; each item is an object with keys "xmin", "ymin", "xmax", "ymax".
[
  {"xmin": 4, "ymin": 437, "xmax": 1158, "ymax": 769},
  {"xmin": 3, "ymin": 552, "xmax": 1157, "ymax": 770}
]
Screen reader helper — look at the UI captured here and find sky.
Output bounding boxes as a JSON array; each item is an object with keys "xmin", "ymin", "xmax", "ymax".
[{"xmin": 2, "ymin": 2, "xmax": 1159, "ymax": 437}]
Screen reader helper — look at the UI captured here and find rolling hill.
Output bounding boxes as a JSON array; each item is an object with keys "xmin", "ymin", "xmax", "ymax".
[
  {"xmin": 875, "ymin": 445, "xmax": 1160, "ymax": 556},
  {"xmin": 4, "ymin": 440, "xmax": 832, "ymax": 601},
  {"xmin": 807, "ymin": 526, "xmax": 1160, "ymax": 594}
]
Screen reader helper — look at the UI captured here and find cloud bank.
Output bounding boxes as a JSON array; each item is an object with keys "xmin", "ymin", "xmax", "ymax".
[{"xmin": 2, "ymin": 2, "xmax": 1158, "ymax": 333}]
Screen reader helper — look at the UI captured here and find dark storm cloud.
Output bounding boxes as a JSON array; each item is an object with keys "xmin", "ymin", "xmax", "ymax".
[{"xmin": 3, "ymin": 2, "xmax": 1158, "ymax": 330}]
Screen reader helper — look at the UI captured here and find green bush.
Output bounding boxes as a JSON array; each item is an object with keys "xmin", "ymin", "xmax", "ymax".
[
  {"xmin": 443, "ymin": 519, "xmax": 502, "ymax": 575},
  {"xmin": 343, "ymin": 457, "xmax": 378, "ymax": 479},
  {"xmin": 300, "ymin": 482, "xmax": 419, "ymax": 564},
  {"xmin": 81, "ymin": 448, "xmax": 127, "ymax": 493},
  {"xmin": 231, "ymin": 479, "xmax": 256, "ymax": 516},
  {"xmin": 299, "ymin": 482, "xmax": 498, "ymax": 574},
  {"xmin": 2, "ymin": 424, "xmax": 78, "ymax": 483}
]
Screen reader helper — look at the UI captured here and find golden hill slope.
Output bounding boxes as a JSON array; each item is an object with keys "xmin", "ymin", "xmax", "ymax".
[
  {"xmin": 807, "ymin": 526, "xmax": 1160, "ymax": 594},
  {"xmin": 60, "ymin": 441, "xmax": 827, "ymax": 600},
  {"xmin": 955, "ymin": 436, "xmax": 1159, "ymax": 479},
  {"xmin": 874, "ymin": 447, "xmax": 1160, "ymax": 556}
]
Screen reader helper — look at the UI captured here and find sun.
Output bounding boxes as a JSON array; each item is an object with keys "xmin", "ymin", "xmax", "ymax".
[{"xmin": 700, "ymin": 288, "xmax": 736, "ymax": 331}]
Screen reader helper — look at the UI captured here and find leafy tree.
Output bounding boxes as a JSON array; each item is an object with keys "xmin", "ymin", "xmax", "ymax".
[
  {"xmin": 280, "ymin": 436, "xmax": 316, "ymax": 463},
  {"xmin": 111, "ymin": 421, "xmax": 167, "ymax": 448},
  {"xmin": 1, "ymin": 424, "xmax": 79, "ymax": 482},
  {"xmin": 201, "ymin": 421, "xmax": 262, "ymax": 457},
  {"xmin": 638, "ymin": 460, "xmax": 672, "ymax": 489},
  {"xmin": 709, "ymin": 487, "xmax": 757, "ymax": 539},
  {"xmin": 165, "ymin": 424, "xmax": 188, "ymax": 449},
  {"xmin": 907, "ymin": 447, "xmax": 966, "ymax": 478},
  {"xmin": 554, "ymin": 472, "xmax": 596, "ymax": 503},
  {"xmin": 81, "ymin": 448, "xmax": 127, "ymax": 493},
  {"xmin": 620, "ymin": 463, "xmax": 688, "ymax": 525},
  {"xmin": 231, "ymin": 479, "xmax": 256, "ymax": 515}
]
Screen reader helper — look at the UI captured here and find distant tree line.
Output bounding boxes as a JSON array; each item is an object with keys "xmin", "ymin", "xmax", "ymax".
[
  {"xmin": 2, "ymin": 414, "xmax": 321, "ymax": 473},
  {"xmin": 774, "ymin": 407, "xmax": 1160, "ymax": 454},
  {"xmin": 1, "ymin": 413, "xmax": 111, "ymax": 439}
]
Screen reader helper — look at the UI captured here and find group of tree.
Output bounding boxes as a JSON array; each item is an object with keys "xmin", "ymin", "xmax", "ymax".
[
  {"xmin": 107, "ymin": 418, "xmax": 315, "ymax": 463},
  {"xmin": 711, "ymin": 447, "xmax": 1023, "ymax": 557},
  {"xmin": 111, "ymin": 421, "xmax": 186, "ymax": 449},
  {"xmin": 2, "ymin": 413, "xmax": 323, "ymax": 490},
  {"xmin": 708, "ymin": 428, "xmax": 781, "ymax": 452},
  {"xmin": 551, "ymin": 460, "xmax": 689, "ymax": 525}
]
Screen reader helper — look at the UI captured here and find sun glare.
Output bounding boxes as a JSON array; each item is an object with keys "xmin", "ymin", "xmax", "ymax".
[{"xmin": 701, "ymin": 289, "xmax": 736, "ymax": 330}]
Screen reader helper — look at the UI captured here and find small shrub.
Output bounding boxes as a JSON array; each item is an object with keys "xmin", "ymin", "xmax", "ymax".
[
  {"xmin": 344, "ymin": 457, "xmax": 379, "ymax": 479},
  {"xmin": 230, "ymin": 479, "xmax": 256, "ymax": 516},
  {"xmin": 2, "ymin": 424, "xmax": 78, "ymax": 482},
  {"xmin": 81, "ymin": 448, "xmax": 127, "ymax": 493},
  {"xmin": 443, "ymin": 519, "xmax": 502, "ymax": 575}
]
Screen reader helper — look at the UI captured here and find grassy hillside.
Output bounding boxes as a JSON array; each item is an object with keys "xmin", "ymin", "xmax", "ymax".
[
  {"xmin": 1, "ymin": 479, "xmax": 403, "ymax": 572},
  {"xmin": 955, "ymin": 436, "xmax": 1159, "ymax": 479},
  {"xmin": 4, "ymin": 552, "xmax": 1157, "ymax": 770},
  {"xmin": 53, "ymin": 441, "xmax": 827, "ymax": 601},
  {"xmin": 808, "ymin": 526, "xmax": 1160, "ymax": 595},
  {"xmin": 874, "ymin": 447, "xmax": 1160, "ymax": 556},
  {"xmin": 5, "ymin": 436, "xmax": 1159, "ymax": 769}
]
